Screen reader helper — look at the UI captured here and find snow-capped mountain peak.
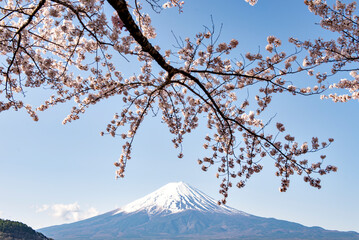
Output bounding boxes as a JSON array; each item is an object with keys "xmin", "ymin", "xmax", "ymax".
[
  {"xmin": 40, "ymin": 182, "xmax": 359, "ymax": 240},
  {"xmin": 113, "ymin": 181, "xmax": 246, "ymax": 216}
]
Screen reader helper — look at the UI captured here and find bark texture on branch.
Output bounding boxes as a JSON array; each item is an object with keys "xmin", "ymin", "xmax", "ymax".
[{"xmin": 107, "ymin": 0, "xmax": 178, "ymax": 78}]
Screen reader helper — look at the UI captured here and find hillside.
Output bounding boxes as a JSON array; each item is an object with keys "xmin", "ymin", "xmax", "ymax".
[{"xmin": 0, "ymin": 219, "xmax": 52, "ymax": 240}]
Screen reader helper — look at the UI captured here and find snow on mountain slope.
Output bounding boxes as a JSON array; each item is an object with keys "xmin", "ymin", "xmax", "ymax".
[
  {"xmin": 39, "ymin": 182, "xmax": 359, "ymax": 240},
  {"xmin": 113, "ymin": 181, "xmax": 247, "ymax": 216}
]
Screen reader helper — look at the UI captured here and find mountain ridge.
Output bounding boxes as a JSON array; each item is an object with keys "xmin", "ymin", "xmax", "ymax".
[{"xmin": 39, "ymin": 182, "xmax": 359, "ymax": 240}]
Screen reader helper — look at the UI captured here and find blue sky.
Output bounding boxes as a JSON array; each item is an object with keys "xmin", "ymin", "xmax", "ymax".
[{"xmin": 1, "ymin": 0, "xmax": 359, "ymax": 233}]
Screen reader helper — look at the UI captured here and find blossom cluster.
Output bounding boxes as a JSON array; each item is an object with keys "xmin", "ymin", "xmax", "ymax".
[
  {"xmin": 163, "ymin": 0, "xmax": 184, "ymax": 12},
  {"xmin": 294, "ymin": 0, "xmax": 359, "ymax": 102},
  {"xmin": 244, "ymin": 0, "xmax": 258, "ymax": 6}
]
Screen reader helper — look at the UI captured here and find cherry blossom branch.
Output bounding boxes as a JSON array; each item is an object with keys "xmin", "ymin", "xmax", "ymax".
[{"xmin": 106, "ymin": 0, "xmax": 335, "ymax": 202}]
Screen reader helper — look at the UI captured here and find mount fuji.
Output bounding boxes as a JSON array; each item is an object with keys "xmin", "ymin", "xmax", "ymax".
[{"xmin": 39, "ymin": 182, "xmax": 359, "ymax": 240}]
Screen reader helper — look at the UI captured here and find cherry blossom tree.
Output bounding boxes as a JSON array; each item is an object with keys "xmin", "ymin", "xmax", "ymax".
[{"xmin": 2, "ymin": 0, "xmax": 352, "ymax": 204}]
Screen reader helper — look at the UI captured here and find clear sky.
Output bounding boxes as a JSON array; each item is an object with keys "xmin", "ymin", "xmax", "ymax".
[{"xmin": 1, "ymin": 0, "xmax": 358, "ymax": 233}]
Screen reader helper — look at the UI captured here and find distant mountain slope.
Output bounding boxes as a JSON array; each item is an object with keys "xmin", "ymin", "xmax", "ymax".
[
  {"xmin": 0, "ymin": 218, "xmax": 52, "ymax": 240},
  {"xmin": 40, "ymin": 182, "xmax": 359, "ymax": 240}
]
